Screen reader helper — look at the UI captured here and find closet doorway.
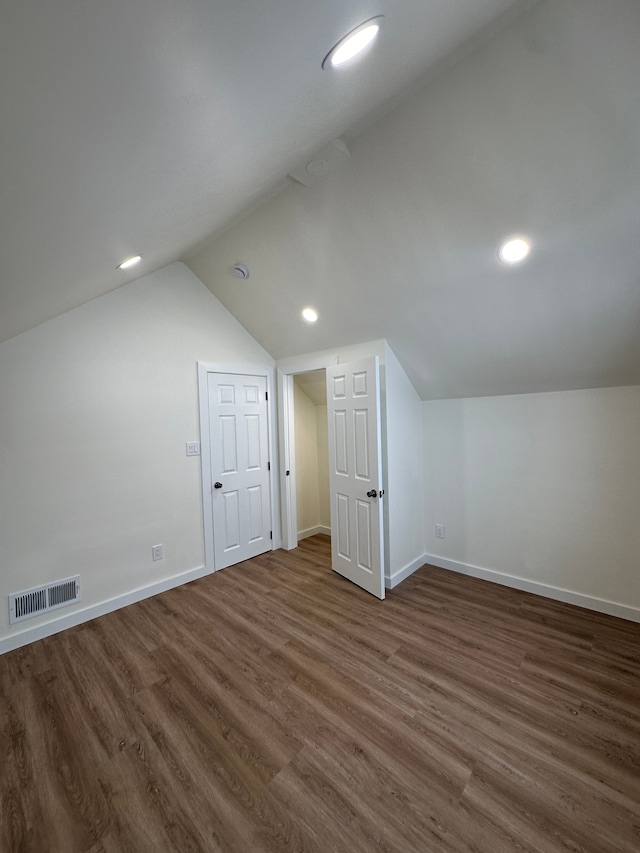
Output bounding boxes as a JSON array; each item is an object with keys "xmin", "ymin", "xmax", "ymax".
[
  {"xmin": 278, "ymin": 355, "xmax": 385, "ymax": 598},
  {"xmin": 292, "ymin": 370, "xmax": 330, "ymax": 542}
]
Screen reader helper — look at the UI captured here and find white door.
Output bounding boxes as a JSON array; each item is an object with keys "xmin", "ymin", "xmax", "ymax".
[
  {"xmin": 326, "ymin": 357, "xmax": 385, "ymax": 599},
  {"xmin": 207, "ymin": 372, "xmax": 272, "ymax": 569}
]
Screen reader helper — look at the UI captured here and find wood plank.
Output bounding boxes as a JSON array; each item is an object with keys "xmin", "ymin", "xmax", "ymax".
[{"xmin": 1, "ymin": 535, "xmax": 639, "ymax": 852}]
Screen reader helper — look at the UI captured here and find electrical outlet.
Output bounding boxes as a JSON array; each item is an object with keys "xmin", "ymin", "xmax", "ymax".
[
  {"xmin": 186, "ymin": 441, "xmax": 200, "ymax": 456},
  {"xmin": 152, "ymin": 544, "xmax": 163, "ymax": 561},
  {"xmin": 435, "ymin": 524, "xmax": 445, "ymax": 540}
]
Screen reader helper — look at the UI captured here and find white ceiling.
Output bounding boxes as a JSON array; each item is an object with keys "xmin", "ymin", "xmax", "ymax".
[
  {"xmin": 188, "ymin": 0, "xmax": 640, "ymax": 400},
  {"xmin": 0, "ymin": 0, "xmax": 524, "ymax": 345},
  {"xmin": 4, "ymin": 1, "xmax": 638, "ymax": 402}
]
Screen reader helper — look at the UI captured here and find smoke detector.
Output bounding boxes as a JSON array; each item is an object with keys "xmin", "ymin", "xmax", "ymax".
[{"xmin": 233, "ymin": 263, "xmax": 250, "ymax": 279}]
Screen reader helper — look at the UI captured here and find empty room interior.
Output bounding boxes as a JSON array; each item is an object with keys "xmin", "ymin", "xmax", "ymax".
[{"xmin": 1, "ymin": 1, "xmax": 639, "ymax": 851}]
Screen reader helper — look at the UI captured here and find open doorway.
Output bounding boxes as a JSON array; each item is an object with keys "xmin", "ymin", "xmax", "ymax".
[
  {"xmin": 278, "ymin": 354, "xmax": 386, "ymax": 598},
  {"xmin": 292, "ymin": 370, "xmax": 330, "ymax": 542}
]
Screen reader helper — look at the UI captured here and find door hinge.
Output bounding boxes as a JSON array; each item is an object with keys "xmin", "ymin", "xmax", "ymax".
[
  {"xmin": 286, "ymin": 470, "xmax": 290, "ymax": 476},
  {"xmin": 265, "ymin": 391, "xmax": 268, "ymax": 401},
  {"xmin": 268, "ymin": 461, "xmax": 271, "ymax": 471},
  {"xmin": 270, "ymin": 531, "xmax": 273, "ymax": 540}
]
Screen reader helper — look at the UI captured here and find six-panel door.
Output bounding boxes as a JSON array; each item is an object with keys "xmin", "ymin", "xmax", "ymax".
[
  {"xmin": 326, "ymin": 357, "xmax": 385, "ymax": 599},
  {"xmin": 208, "ymin": 373, "xmax": 272, "ymax": 569}
]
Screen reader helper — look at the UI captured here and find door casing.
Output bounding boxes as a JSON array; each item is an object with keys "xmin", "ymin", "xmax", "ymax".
[{"xmin": 277, "ymin": 353, "xmax": 334, "ymax": 552}]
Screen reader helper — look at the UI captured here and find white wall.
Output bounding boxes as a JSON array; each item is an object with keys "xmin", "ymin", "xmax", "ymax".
[
  {"xmin": 277, "ymin": 340, "xmax": 387, "ymax": 374},
  {"xmin": 423, "ymin": 386, "xmax": 640, "ymax": 618},
  {"xmin": 292, "ymin": 384, "xmax": 330, "ymax": 537},
  {"xmin": 384, "ymin": 343, "xmax": 426, "ymax": 586},
  {"xmin": 293, "ymin": 383, "xmax": 320, "ymax": 535},
  {"xmin": 315, "ymin": 405, "xmax": 330, "ymax": 529},
  {"xmin": 0, "ymin": 262, "xmax": 273, "ymax": 650}
]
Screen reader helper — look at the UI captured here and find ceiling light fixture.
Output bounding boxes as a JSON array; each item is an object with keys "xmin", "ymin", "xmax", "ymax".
[
  {"xmin": 117, "ymin": 254, "xmax": 142, "ymax": 270},
  {"xmin": 322, "ymin": 16, "xmax": 384, "ymax": 69},
  {"xmin": 497, "ymin": 237, "xmax": 531, "ymax": 265},
  {"xmin": 302, "ymin": 307, "xmax": 318, "ymax": 323}
]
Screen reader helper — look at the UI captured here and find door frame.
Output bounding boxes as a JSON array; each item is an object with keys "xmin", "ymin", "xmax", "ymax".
[
  {"xmin": 198, "ymin": 362, "xmax": 280, "ymax": 573},
  {"xmin": 277, "ymin": 353, "xmax": 337, "ymax": 551}
]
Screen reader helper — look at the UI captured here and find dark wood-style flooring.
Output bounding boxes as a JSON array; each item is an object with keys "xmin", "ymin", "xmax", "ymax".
[{"xmin": 1, "ymin": 535, "xmax": 639, "ymax": 852}]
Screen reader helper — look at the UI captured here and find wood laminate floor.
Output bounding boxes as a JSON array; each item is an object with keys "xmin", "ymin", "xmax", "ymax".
[{"xmin": 1, "ymin": 535, "xmax": 639, "ymax": 852}]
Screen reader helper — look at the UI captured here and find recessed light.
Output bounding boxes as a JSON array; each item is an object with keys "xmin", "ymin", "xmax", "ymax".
[
  {"xmin": 497, "ymin": 237, "xmax": 531, "ymax": 265},
  {"xmin": 117, "ymin": 254, "xmax": 142, "ymax": 270},
  {"xmin": 302, "ymin": 307, "xmax": 318, "ymax": 323},
  {"xmin": 322, "ymin": 16, "xmax": 384, "ymax": 69}
]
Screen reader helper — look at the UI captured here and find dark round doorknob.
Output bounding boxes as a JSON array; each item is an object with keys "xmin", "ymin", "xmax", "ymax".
[
  {"xmin": 214, "ymin": 481, "xmax": 223, "ymax": 489},
  {"xmin": 366, "ymin": 489, "xmax": 377, "ymax": 498}
]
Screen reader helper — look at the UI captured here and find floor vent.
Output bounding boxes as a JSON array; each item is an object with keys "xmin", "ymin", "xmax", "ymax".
[{"xmin": 9, "ymin": 576, "xmax": 81, "ymax": 625}]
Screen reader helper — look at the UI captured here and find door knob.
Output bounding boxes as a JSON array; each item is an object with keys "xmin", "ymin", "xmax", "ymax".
[
  {"xmin": 366, "ymin": 489, "xmax": 377, "ymax": 498},
  {"xmin": 214, "ymin": 481, "xmax": 223, "ymax": 489}
]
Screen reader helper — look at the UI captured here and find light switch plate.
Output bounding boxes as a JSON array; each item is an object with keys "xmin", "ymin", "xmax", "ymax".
[{"xmin": 186, "ymin": 442, "xmax": 200, "ymax": 456}]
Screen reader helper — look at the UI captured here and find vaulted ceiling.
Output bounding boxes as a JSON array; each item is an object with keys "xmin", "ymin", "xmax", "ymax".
[
  {"xmin": 187, "ymin": 0, "xmax": 640, "ymax": 399},
  {"xmin": 2, "ymin": 0, "xmax": 639, "ymax": 400}
]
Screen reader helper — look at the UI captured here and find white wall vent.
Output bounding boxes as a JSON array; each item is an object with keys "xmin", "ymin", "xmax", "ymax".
[{"xmin": 9, "ymin": 576, "xmax": 81, "ymax": 624}]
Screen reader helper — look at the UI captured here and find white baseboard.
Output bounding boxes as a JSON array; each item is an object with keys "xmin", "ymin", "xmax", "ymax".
[
  {"xmin": 386, "ymin": 555, "xmax": 427, "ymax": 589},
  {"xmin": 298, "ymin": 525, "xmax": 331, "ymax": 542},
  {"xmin": 0, "ymin": 564, "xmax": 210, "ymax": 656},
  {"xmin": 423, "ymin": 553, "xmax": 640, "ymax": 624},
  {"xmin": 7, "ymin": 551, "xmax": 637, "ymax": 655}
]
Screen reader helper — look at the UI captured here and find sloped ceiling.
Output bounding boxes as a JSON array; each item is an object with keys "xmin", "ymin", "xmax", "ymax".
[
  {"xmin": 188, "ymin": 0, "xmax": 640, "ymax": 400},
  {"xmin": 0, "ymin": 0, "xmax": 524, "ymax": 346},
  {"xmin": 295, "ymin": 370, "xmax": 328, "ymax": 407}
]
